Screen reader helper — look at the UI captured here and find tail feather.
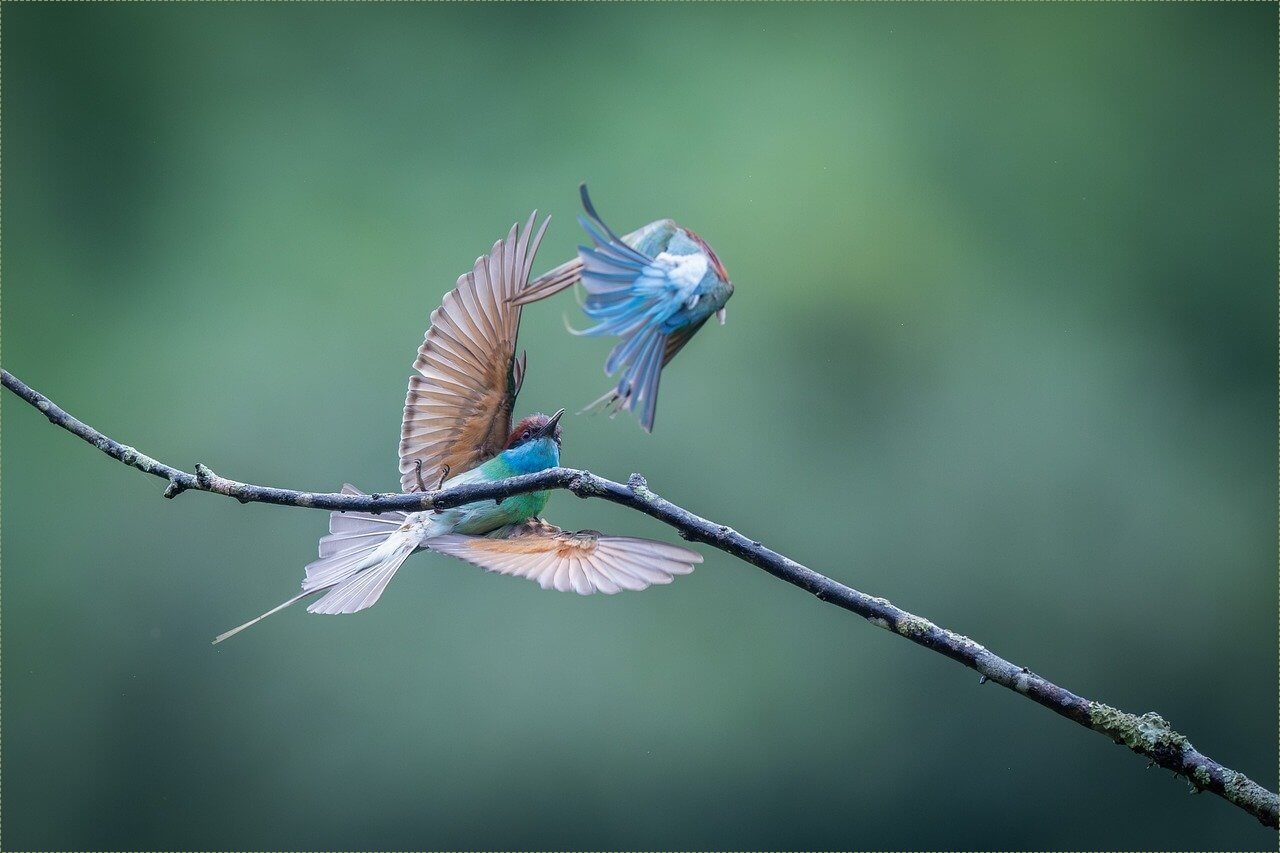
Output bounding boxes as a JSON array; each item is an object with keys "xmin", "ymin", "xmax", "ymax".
[
  {"xmin": 579, "ymin": 386, "xmax": 626, "ymax": 419},
  {"xmin": 213, "ymin": 589, "xmax": 318, "ymax": 645},
  {"xmin": 212, "ymin": 484, "xmax": 419, "ymax": 643},
  {"xmin": 304, "ymin": 545, "xmax": 387, "ymax": 590},
  {"xmin": 306, "ymin": 537, "xmax": 418, "ymax": 615},
  {"xmin": 605, "ymin": 324, "xmax": 658, "ymax": 375},
  {"xmin": 586, "ymin": 328, "xmax": 666, "ymax": 432},
  {"xmin": 307, "ymin": 485, "xmax": 409, "ymax": 586},
  {"xmin": 300, "ymin": 480, "xmax": 425, "ymax": 613},
  {"xmin": 632, "ymin": 330, "xmax": 665, "ymax": 430}
]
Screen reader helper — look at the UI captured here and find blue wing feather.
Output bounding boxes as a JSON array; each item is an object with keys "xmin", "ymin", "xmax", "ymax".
[
  {"xmin": 605, "ymin": 322, "xmax": 658, "ymax": 373},
  {"xmin": 579, "ymin": 244, "xmax": 647, "ymax": 275},
  {"xmin": 633, "ymin": 331, "xmax": 665, "ymax": 430},
  {"xmin": 579, "ymin": 186, "xmax": 652, "ymax": 265},
  {"xmin": 601, "ymin": 327, "xmax": 666, "ymax": 432}
]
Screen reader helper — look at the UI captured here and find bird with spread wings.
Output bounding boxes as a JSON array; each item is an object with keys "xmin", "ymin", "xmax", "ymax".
[
  {"xmin": 215, "ymin": 212, "xmax": 701, "ymax": 643},
  {"xmin": 513, "ymin": 184, "xmax": 734, "ymax": 432}
]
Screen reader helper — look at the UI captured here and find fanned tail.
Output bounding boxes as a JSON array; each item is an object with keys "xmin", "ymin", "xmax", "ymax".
[
  {"xmin": 304, "ymin": 535, "xmax": 418, "ymax": 615},
  {"xmin": 213, "ymin": 484, "xmax": 419, "ymax": 643}
]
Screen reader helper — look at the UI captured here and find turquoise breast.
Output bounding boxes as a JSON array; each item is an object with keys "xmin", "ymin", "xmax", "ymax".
[{"xmin": 450, "ymin": 436, "xmax": 558, "ymax": 534}]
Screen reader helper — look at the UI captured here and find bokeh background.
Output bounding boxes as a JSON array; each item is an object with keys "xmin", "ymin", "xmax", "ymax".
[{"xmin": 3, "ymin": 3, "xmax": 1276, "ymax": 849}]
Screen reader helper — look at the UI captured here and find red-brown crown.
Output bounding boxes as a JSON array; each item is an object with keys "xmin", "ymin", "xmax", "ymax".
[{"xmin": 504, "ymin": 412, "xmax": 564, "ymax": 449}]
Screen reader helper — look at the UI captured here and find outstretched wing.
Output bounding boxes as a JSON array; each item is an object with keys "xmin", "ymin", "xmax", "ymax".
[
  {"xmin": 399, "ymin": 212, "xmax": 550, "ymax": 492},
  {"xmin": 427, "ymin": 518, "xmax": 702, "ymax": 595},
  {"xmin": 510, "ymin": 255, "xmax": 583, "ymax": 306},
  {"xmin": 510, "ymin": 190, "xmax": 676, "ymax": 307}
]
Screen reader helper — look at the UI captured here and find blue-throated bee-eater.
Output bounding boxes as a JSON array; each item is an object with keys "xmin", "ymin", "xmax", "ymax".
[
  {"xmin": 215, "ymin": 212, "xmax": 702, "ymax": 643},
  {"xmin": 511, "ymin": 185, "xmax": 734, "ymax": 432}
]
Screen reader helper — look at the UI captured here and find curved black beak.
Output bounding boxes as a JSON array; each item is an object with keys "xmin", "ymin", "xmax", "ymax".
[{"xmin": 540, "ymin": 408, "xmax": 565, "ymax": 437}]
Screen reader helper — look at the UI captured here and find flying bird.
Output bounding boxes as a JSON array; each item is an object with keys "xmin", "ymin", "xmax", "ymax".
[
  {"xmin": 215, "ymin": 213, "xmax": 702, "ymax": 643},
  {"xmin": 511, "ymin": 184, "xmax": 734, "ymax": 432}
]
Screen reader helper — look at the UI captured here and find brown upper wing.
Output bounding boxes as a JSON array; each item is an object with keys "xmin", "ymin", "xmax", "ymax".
[
  {"xmin": 509, "ymin": 256, "xmax": 583, "ymax": 306},
  {"xmin": 398, "ymin": 212, "xmax": 550, "ymax": 492},
  {"xmin": 508, "ymin": 222, "xmax": 653, "ymax": 307},
  {"xmin": 426, "ymin": 519, "xmax": 702, "ymax": 595}
]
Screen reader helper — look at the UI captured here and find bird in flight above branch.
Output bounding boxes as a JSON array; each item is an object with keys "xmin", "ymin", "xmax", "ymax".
[
  {"xmin": 215, "ymin": 212, "xmax": 701, "ymax": 643},
  {"xmin": 511, "ymin": 184, "xmax": 734, "ymax": 432}
]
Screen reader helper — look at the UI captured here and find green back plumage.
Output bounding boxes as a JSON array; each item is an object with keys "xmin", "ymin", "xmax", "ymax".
[{"xmin": 627, "ymin": 218, "xmax": 680, "ymax": 256}]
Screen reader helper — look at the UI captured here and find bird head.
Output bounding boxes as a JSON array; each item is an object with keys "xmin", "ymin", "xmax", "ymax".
[
  {"xmin": 505, "ymin": 409, "xmax": 565, "ymax": 449},
  {"xmin": 683, "ymin": 227, "xmax": 733, "ymax": 325}
]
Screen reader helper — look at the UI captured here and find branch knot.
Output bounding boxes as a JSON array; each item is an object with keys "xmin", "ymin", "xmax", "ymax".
[{"xmin": 568, "ymin": 471, "xmax": 597, "ymax": 498}]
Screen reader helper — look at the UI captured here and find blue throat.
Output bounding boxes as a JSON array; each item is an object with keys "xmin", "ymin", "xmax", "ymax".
[{"xmin": 497, "ymin": 436, "xmax": 561, "ymax": 475}]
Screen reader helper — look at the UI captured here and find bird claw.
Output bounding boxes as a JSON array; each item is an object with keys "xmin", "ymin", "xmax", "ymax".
[{"xmin": 416, "ymin": 460, "xmax": 450, "ymax": 492}]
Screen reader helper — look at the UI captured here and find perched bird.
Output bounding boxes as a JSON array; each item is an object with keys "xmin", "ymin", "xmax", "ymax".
[
  {"xmin": 511, "ymin": 184, "xmax": 734, "ymax": 432},
  {"xmin": 215, "ymin": 213, "xmax": 702, "ymax": 643}
]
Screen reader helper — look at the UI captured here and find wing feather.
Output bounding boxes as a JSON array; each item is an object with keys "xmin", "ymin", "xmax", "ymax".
[
  {"xmin": 398, "ymin": 214, "xmax": 548, "ymax": 491},
  {"xmin": 426, "ymin": 519, "xmax": 701, "ymax": 595}
]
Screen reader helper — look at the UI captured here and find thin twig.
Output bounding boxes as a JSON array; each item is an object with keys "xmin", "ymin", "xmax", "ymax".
[{"xmin": 3, "ymin": 367, "xmax": 1275, "ymax": 828}]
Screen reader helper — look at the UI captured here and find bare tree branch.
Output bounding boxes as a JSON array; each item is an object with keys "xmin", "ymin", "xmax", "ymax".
[{"xmin": 4, "ymin": 367, "xmax": 1276, "ymax": 829}]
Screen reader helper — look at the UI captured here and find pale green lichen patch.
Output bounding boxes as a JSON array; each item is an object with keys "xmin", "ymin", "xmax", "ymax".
[
  {"xmin": 1089, "ymin": 703, "xmax": 1191, "ymax": 755},
  {"xmin": 1185, "ymin": 762, "xmax": 1280, "ymax": 818},
  {"xmin": 894, "ymin": 613, "xmax": 935, "ymax": 637},
  {"xmin": 632, "ymin": 486, "xmax": 657, "ymax": 504},
  {"xmin": 867, "ymin": 616, "xmax": 892, "ymax": 631},
  {"xmin": 1220, "ymin": 768, "xmax": 1277, "ymax": 816},
  {"xmin": 627, "ymin": 475, "xmax": 659, "ymax": 504}
]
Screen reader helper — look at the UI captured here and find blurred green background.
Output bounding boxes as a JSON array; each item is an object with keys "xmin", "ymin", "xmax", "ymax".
[{"xmin": 3, "ymin": 3, "xmax": 1275, "ymax": 849}]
